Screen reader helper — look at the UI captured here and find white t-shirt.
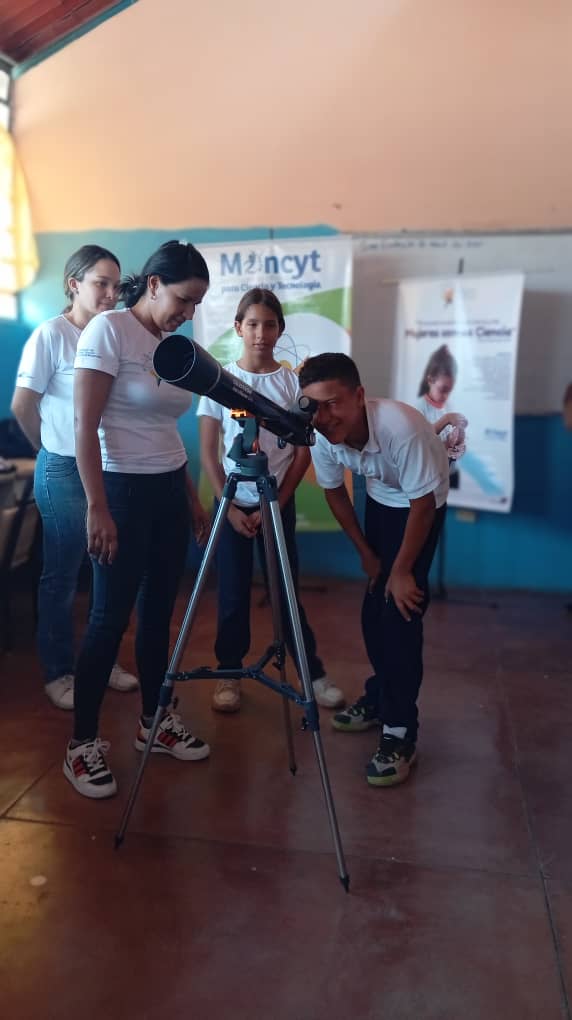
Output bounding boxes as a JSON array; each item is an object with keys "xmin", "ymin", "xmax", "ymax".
[
  {"xmin": 311, "ymin": 398, "xmax": 449, "ymax": 509},
  {"xmin": 416, "ymin": 395, "xmax": 465, "ymax": 465},
  {"xmin": 15, "ymin": 314, "xmax": 81, "ymax": 456},
  {"xmin": 416, "ymin": 395, "xmax": 443, "ymax": 429},
  {"xmin": 74, "ymin": 308, "xmax": 193, "ymax": 473},
  {"xmin": 196, "ymin": 362, "xmax": 299, "ymax": 507}
]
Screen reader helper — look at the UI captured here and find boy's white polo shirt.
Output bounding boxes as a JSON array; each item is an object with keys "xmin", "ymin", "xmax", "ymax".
[{"xmin": 310, "ymin": 398, "xmax": 449, "ymax": 509}]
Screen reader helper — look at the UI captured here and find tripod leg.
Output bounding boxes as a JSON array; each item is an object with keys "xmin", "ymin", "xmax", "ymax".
[
  {"xmin": 259, "ymin": 499, "xmax": 297, "ymax": 776},
  {"xmin": 266, "ymin": 497, "xmax": 350, "ymax": 891},
  {"xmin": 114, "ymin": 699, "xmax": 165, "ymax": 848},
  {"xmin": 115, "ymin": 490, "xmax": 236, "ymax": 847},
  {"xmin": 169, "ymin": 492, "xmax": 237, "ymax": 674}
]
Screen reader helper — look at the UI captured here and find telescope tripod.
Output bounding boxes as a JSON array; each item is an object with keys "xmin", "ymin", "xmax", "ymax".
[{"xmin": 115, "ymin": 419, "xmax": 349, "ymax": 891}]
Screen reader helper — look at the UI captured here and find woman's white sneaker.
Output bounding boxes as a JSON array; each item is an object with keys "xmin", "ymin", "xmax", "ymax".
[
  {"xmin": 134, "ymin": 711, "xmax": 211, "ymax": 761},
  {"xmin": 108, "ymin": 664, "xmax": 138, "ymax": 692},
  {"xmin": 312, "ymin": 676, "xmax": 345, "ymax": 709},
  {"xmin": 63, "ymin": 739, "xmax": 117, "ymax": 799},
  {"xmin": 45, "ymin": 674, "xmax": 74, "ymax": 710}
]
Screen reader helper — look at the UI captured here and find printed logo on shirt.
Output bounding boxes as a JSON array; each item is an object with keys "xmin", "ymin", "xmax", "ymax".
[{"xmin": 141, "ymin": 349, "xmax": 162, "ymax": 386}]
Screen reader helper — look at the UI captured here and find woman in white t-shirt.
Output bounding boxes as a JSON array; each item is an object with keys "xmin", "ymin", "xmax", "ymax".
[
  {"xmin": 11, "ymin": 246, "xmax": 138, "ymax": 709},
  {"xmin": 63, "ymin": 240, "xmax": 211, "ymax": 800},
  {"xmin": 198, "ymin": 288, "xmax": 345, "ymax": 714}
]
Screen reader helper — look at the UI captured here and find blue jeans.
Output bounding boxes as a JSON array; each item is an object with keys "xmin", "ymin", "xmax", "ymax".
[
  {"xmin": 214, "ymin": 496, "xmax": 325, "ymax": 680},
  {"xmin": 73, "ymin": 466, "xmax": 191, "ymax": 742},
  {"xmin": 34, "ymin": 448, "xmax": 87, "ymax": 683}
]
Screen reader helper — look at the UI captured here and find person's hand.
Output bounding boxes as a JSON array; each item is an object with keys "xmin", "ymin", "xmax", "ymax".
[
  {"xmin": 447, "ymin": 412, "xmax": 468, "ymax": 429},
  {"xmin": 444, "ymin": 425, "xmax": 465, "ymax": 450},
  {"xmin": 86, "ymin": 506, "xmax": 117, "ymax": 566},
  {"xmin": 249, "ymin": 510, "xmax": 262, "ymax": 533},
  {"xmin": 385, "ymin": 569, "xmax": 424, "ymax": 621},
  {"xmin": 228, "ymin": 505, "xmax": 259, "ymax": 538},
  {"xmin": 444, "ymin": 426, "xmax": 466, "ymax": 460},
  {"xmin": 361, "ymin": 548, "xmax": 382, "ymax": 592},
  {"xmin": 191, "ymin": 500, "xmax": 210, "ymax": 546},
  {"xmin": 447, "ymin": 441, "xmax": 466, "ymax": 460}
]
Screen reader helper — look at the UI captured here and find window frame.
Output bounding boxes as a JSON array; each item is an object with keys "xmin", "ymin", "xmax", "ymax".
[
  {"xmin": 0, "ymin": 57, "xmax": 12, "ymax": 130},
  {"xmin": 0, "ymin": 57, "xmax": 18, "ymax": 320}
]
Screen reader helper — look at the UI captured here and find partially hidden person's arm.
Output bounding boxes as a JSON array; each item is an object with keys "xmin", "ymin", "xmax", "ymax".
[
  {"xmin": 199, "ymin": 414, "xmax": 257, "ymax": 539},
  {"xmin": 277, "ymin": 446, "xmax": 310, "ymax": 509},
  {"xmin": 74, "ymin": 367, "xmax": 116, "ymax": 565},
  {"xmin": 434, "ymin": 411, "xmax": 468, "ymax": 435},
  {"xmin": 185, "ymin": 473, "xmax": 210, "ymax": 545},
  {"xmin": 563, "ymin": 384, "xmax": 572, "ymax": 429},
  {"xmin": 11, "ymin": 387, "xmax": 42, "ymax": 451},
  {"xmin": 199, "ymin": 415, "xmax": 226, "ymax": 500},
  {"xmin": 385, "ymin": 492, "xmax": 436, "ymax": 621},
  {"xmin": 324, "ymin": 483, "xmax": 381, "ymax": 586}
]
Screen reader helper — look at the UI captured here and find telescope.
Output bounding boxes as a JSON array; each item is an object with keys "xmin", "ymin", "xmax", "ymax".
[
  {"xmin": 119, "ymin": 337, "xmax": 349, "ymax": 892},
  {"xmin": 153, "ymin": 335, "xmax": 316, "ymax": 447}
]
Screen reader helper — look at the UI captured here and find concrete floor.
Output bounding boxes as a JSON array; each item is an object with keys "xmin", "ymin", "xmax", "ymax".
[{"xmin": 1, "ymin": 579, "xmax": 571, "ymax": 1019}]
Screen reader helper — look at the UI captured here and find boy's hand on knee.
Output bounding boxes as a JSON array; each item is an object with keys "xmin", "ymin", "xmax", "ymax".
[
  {"xmin": 385, "ymin": 570, "xmax": 424, "ymax": 622},
  {"xmin": 361, "ymin": 549, "xmax": 381, "ymax": 591}
]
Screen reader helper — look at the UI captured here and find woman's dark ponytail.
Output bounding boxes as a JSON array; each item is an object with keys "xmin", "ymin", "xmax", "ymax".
[{"xmin": 119, "ymin": 240, "xmax": 209, "ymax": 308}]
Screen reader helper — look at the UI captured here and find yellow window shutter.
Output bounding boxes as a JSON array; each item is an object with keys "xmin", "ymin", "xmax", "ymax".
[{"xmin": 0, "ymin": 124, "xmax": 39, "ymax": 298}]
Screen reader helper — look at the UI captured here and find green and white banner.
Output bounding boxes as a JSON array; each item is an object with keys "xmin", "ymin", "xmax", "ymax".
[{"xmin": 194, "ymin": 237, "xmax": 353, "ymax": 530}]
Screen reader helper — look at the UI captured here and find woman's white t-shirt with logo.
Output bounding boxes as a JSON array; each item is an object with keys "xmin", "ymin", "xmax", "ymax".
[
  {"xmin": 196, "ymin": 362, "xmax": 299, "ymax": 507},
  {"xmin": 74, "ymin": 308, "xmax": 193, "ymax": 473},
  {"xmin": 15, "ymin": 314, "xmax": 81, "ymax": 456}
]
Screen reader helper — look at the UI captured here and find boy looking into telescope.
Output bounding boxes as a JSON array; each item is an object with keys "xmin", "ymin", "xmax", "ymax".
[{"xmin": 299, "ymin": 353, "xmax": 449, "ymax": 787}]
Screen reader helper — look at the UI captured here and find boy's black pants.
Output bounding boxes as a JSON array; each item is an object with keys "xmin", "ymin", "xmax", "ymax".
[{"xmin": 361, "ymin": 496, "xmax": 445, "ymax": 743}]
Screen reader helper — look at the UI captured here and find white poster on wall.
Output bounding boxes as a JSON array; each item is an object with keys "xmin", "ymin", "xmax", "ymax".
[
  {"xmin": 193, "ymin": 236, "xmax": 353, "ymax": 366},
  {"xmin": 391, "ymin": 273, "xmax": 524, "ymax": 513}
]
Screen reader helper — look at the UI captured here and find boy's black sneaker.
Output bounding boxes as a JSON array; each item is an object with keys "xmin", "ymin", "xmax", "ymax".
[
  {"xmin": 332, "ymin": 697, "xmax": 380, "ymax": 732},
  {"xmin": 366, "ymin": 734, "xmax": 417, "ymax": 786}
]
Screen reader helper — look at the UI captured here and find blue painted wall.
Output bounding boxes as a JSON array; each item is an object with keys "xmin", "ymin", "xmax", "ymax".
[
  {"xmin": 1, "ymin": 320, "xmax": 30, "ymax": 419},
  {"xmin": 443, "ymin": 413, "xmax": 572, "ymax": 591},
  {"xmin": 2, "ymin": 225, "xmax": 571, "ymax": 592}
]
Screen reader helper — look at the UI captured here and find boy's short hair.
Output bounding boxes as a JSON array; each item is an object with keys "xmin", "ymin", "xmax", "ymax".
[
  {"xmin": 564, "ymin": 383, "xmax": 572, "ymax": 406},
  {"xmin": 298, "ymin": 353, "xmax": 362, "ymax": 390}
]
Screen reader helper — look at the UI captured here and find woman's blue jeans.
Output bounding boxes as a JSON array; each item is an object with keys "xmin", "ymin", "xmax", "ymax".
[{"xmin": 33, "ymin": 448, "xmax": 87, "ymax": 683}]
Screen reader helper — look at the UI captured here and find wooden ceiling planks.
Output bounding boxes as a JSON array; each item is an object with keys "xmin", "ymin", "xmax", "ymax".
[{"xmin": 0, "ymin": 0, "xmax": 124, "ymax": 64}]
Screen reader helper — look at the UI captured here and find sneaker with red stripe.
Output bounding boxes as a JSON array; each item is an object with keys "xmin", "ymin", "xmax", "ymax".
[
  {"xmin": 134, "ymin": 711, "xmax": 210, "ymax": 761},
  {"xmin": 63, "ymin": 738, "xmax": 117, "ymax": 799}
]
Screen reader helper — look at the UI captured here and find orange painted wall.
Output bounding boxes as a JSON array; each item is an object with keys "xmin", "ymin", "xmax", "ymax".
[{"xmin": 11, "ymin": 0, "xmax": 572, "ymax": 233}]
